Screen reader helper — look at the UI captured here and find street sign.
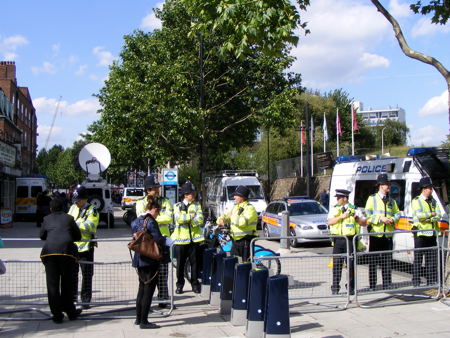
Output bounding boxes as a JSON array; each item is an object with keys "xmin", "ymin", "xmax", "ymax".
[{"xmin": 162, "ymin": 168, "xmax": 178, "ymax": 185}]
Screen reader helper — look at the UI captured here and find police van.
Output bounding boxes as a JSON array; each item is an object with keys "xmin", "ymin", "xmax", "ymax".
[
  {"xmin": 328, "ymin": 148, "xmax": 449, "ymax": 263},
  {"xmin": 15, "ymin": 177, "xmax": 50, "ymax": 220}
]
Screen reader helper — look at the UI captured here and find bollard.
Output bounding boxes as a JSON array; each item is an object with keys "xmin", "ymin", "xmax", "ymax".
[
  {"xmin": 264, "ymin": 275, "xmax": 290, "ymax": 338},
  {"xmin": 219, "ymin": 256, "xmax": 238, "ymax": 315},
  {"xmin": 231, "ymin": 262, "xmax": 252, "ymax": 326},
  {"xmin": 201, "ymin": 248, "xmax": 217, "ymax": 298},
  {"xmin": 246, "ymin": 268, "xmax": 269, "ymax": 338},
  {"xmin": 210, "ymin": 252, "xmax": 226, "ymax": 306},
  {"xmin": 279, "ymin": 211, "xmax": 290, "ymax": 250}
]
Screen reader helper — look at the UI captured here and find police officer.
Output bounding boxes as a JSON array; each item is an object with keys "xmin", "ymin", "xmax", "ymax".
[
  {"xmin": 364, "ymin": 174, "xmax": 400, "ymax": 290},
  {"xmin": 411, "ymin": 177, "xmax": 442, "ymax": 287},
  {"xmin": 135, "ymin": 175, "xmax": 173, "ymax": 308},
  {"xmin": 328, "ymin": 189, "xmax": 364, "ymax": 295},
  {"xmin": 171, "ymin": 182, "xmax": 204, "ymax": 294},
  {"xmin": 68, "ymin": 185, "xmax": 99, "ymax": 309},
  {"xmin": 217, "ymin": 185, "xmax": 258, "ymax": 262}
]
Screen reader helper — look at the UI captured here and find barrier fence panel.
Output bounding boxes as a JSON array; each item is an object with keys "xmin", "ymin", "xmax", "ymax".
[
  {"xmin": 353, "ymin": 231, "xmax": 441, "ymax": 308},
  {"xmin": 0, "ymin": 239, "xmax": 174, "ymax": 321},
  {"xmin": 251, "ymin": 236, "xmax": 351, "ymax": 313}
]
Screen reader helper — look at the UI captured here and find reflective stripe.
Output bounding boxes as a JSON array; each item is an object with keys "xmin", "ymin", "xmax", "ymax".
[{"xmin": 233, "ymin": 230, "xmax": 255, "ymax": 236}]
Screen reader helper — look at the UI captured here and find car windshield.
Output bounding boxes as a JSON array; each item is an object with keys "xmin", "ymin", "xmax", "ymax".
[
  {"xmin": 288, "ymin": 202, "xmax": 328, "ymax": 216},
  {"xmin": 126, "ymin": 189, "xmax": 144, "ymax": 197},
  {"xmin": 227, "ymin": 185, "xmax": 264, "ymax": 200}
]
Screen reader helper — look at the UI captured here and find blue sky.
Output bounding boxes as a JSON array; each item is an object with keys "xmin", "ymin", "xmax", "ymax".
[{"xmin": 1, "ymin": 0, "xmax": 449, "ymax": 151}]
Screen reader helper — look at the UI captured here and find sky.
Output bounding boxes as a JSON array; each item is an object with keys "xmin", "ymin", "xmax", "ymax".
[{"xmin": 1, "ymin": 0, "xmax": 449, "ymax": 152}]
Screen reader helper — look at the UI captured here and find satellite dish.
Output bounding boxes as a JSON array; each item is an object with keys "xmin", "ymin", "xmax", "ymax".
[{"xmin": 78, "ymin": 143, "xmax": 111, "ymax": 178}]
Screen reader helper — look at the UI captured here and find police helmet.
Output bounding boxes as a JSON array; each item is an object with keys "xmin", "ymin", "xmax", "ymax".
[{"xmin": 72, "ymin": 185, "xmax": 89, "ymax": 202}]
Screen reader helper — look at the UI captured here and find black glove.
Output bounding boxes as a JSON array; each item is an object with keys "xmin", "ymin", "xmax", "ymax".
[{"xmin": 238, "ymin": 207, "xmax": 244, "ymax": 215}]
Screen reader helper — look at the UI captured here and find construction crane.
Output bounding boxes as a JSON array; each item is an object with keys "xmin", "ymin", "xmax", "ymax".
[{"xmin": 44, "ymin": 96, "xmax": 62, "ymax": 150}]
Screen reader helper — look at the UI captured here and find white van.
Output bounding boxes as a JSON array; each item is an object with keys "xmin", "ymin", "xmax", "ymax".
[
  {"xmin": 15, "ymin": 177, "xmax": 49, "ymax": 220},
  {"xmin": 121, "ymin": 187, "xmax": 145, "ymax": 210},
  {"xmin": 328, "ymin": 148, "xmax": 449, "ymax": 263},
  {"xmin": 205, "ymin": 170, "xmax": 267, "ymax": 222}
]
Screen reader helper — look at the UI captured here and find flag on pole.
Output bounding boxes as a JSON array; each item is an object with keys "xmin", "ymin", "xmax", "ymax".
[
  {"xmin": 301, "ymin": 125, "xmax": 306, "ymax": 145},
  {"xmin": 336, "ymin": 110, "xmax": 342, "ymax": 136},
  {"xmin": 352, "ymin": 105, "xmax": 359, "ymax": 132},
  {"xmin": 322, "ymin": 113, "xmax": 328, "ymax": 141}
]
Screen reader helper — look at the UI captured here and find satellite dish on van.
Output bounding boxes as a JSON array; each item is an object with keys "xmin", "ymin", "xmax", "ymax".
[{"xmin": 78, "ymin": 143, "xmax": 111, "ymax": 179}]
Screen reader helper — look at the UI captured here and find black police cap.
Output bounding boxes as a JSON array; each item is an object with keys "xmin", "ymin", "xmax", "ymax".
[
  {"xmin": 376, "ymin": 174, "xmax": 390, "ymax": 185},
  {"xmin": 144, "ymin": 175, "xmax": 160, "ymax": 190},
  {"xmin": 334, "ymin": 189, "xmax": 350, "ymax": 198},
  {"xmin": 233, "ymin": 185, "xmax": 250, "ymax": 199},
  {"xmin": 419, "ymin": 177, "xmax": 433, "ymax": 189}
]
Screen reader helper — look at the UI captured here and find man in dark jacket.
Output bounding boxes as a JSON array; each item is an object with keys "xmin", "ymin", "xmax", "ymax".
[{"xmin": 40, "ymin": 198, "xmax": 82, "ymax": 323}]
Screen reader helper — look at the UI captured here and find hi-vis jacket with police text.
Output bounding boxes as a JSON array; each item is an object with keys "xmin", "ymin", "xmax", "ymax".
[
  {"xmin": 135, "ymin": 196, "xmax": 173, "ymax": 237},
  {"xmin": 364, "ymin": 193, "xmax": 400, "ymax": 237},
  {"xmin": 171, "ymin": 201, "xmax": 204, "ymax": 245},
  {"xmin": 217, "ymin": 200, "xmax": 258, "ymax": 241},
  {"xmin": 411, "ymin": 195, "xmax": 442, "ymax": 236},
  {"xmin": 330, "ymin": 204, "xmax": 360, "ymax": 237},
  {"xmin": 68, "ymin": 203, "xmax": 99, "ymax": 252}
]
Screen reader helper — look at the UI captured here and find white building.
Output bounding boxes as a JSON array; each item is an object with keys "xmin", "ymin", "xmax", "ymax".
[{"xmin": 353, "ymin": 101, "xmax": 406, "ymax": 127}]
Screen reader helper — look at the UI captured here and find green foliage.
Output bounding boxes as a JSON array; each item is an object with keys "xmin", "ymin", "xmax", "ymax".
[
  {"xmin": 410, "ymin": 1, "xmax": 450, "ymax": 24},
  {"xmin": 90, "ymin": 0, "xmax": 300, "ymax": 179},
  {"xmin": 181, "ymin": 0, "xmax": 310, "ymax": 58}
]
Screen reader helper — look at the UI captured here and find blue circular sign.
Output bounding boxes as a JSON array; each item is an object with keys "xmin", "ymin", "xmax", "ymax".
[{"xmin": 165, "ymin": 171, "xmax": 176, "ymax": 181}]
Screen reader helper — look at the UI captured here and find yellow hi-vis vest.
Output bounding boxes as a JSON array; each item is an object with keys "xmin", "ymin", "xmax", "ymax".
[
  {"xmin": 217, "ymin": 201, "xmax": 258, "ymax": 241},
  {"xmin": 411, "ymin": 195, "xmax": 442, "ymax": 236},
  {"xmin": 135, "ymin": 196, "xmax": 173, "ymax": 237},
  {"xmin": 68, "ymin": 203, "xmax": 99, "ymax": 252},
  {"xmin": 364, "ymin": 193, "xmax": 400, "ymax": 237},
  {"xmin": 330, "ymin": 204, "xmax": 360, "ymax": 237},
  {"xmin": 171, "ymin": 201, "xmax": 204, "ymax": 245}
]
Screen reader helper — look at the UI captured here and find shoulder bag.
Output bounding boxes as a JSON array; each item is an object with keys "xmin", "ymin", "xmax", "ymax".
[{"xmin": 128, "ymin": 217, "xmax": 162, "ymax": 260}]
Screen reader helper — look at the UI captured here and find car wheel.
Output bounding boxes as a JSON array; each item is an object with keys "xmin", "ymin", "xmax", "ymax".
[
  {"xmin": 88, "ymin": 195, "xmax": 105, "ymax": 211},
  {"xmin": 289, "ymin": 228, "xmax": 298, "ymax": 248},
  {"xmin": 263, "ymin": 223, "xmax": 270, "ymax": 238}
]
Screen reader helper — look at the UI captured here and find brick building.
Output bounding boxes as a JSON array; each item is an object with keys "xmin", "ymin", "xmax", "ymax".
[{"xmin": 0, "ymin": 61, "xmax": 38, "ymax": 210}]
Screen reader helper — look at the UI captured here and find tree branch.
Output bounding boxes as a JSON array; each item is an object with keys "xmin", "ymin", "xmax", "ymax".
[
  {"xmin": 208, "ymin": 86, "xmax": 248, "ymax": 112},
  {"xmin": 213, "ymin": 112, "xmax": 254, "ymax": 133}
]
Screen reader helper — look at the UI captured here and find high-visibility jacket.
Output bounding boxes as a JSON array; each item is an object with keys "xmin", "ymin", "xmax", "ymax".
[
  {"xmin": 68, "ymin": 203, "xmax": 99, "ymax": 252},
  {"xmin": 329, "ymin": 204, "xmax": 360, "ymax": 237},
  {"xmin": 364, "ymin": 193, "xmax": 400, "ymax": 237},
  {"xmin": 217, "ymin": 201, "xmax": 258, "ymax": 241},
  {"xmin": 135, "ymin": 196, "xmax": 173, "ymax": 237},
  {"xmin": 171, "ymin": 201, "xmax": 204, "ymax": 245},
  {"xmin": 411, "ymin": 195, "xmax": 442, "ymax": 237}
]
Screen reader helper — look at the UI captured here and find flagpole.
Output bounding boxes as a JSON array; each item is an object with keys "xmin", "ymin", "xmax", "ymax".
[
  {"xmin": 300, "ymin": 121, "xmax": 303, "ymax": 177},
  {"xmin": 351, "ymin": 103, "xmax": 355, "ymax": 155},
  {"xmin": 323, "ymin": 112, "xmax": 326, "ymax": 175},
  {"xmin": 310, "ymin": 116, "xmax": 314, "ymax": 175},
  {"xmin": 336, "ymin": 108, "xmax": 340, "ymax": 157}
]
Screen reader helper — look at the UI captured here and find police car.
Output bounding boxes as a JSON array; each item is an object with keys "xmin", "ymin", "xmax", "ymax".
[{"xmin": 261, "ymin": 197, "xmax": 330, "ymax": 247}]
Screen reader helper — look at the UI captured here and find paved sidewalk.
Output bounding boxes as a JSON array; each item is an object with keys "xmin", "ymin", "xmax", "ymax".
[{"xmin": 2, "ymin": 216, "xmax": 450, "ymax": 337}]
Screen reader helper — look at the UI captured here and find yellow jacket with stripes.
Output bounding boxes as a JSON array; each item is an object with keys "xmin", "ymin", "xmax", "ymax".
[
  {"xmin": 135, "ymin": 196, "xmax": 173, "ymax": 237},
  {"xmin": 217, "ymin": 200, "xmax": 258, "ymax": 241},
  {"xmin": 68, "ymin": 203, "xmax": 99, "ymax": 252},
  {"xmin": 171, "ymin": 201, "xmax": 204, "ymax": 245}
]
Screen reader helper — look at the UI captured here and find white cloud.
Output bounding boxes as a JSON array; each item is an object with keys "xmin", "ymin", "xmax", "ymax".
[
  {"xmin": 412, "ymin": 17, "xmax": 450, "ymax": 37},
  {"xmin": 51, "ymin": 43, "xmax": 60, "ymax": 55},
  {"xmin": 68, "ymin": 55, "xmax": 78, "ymax": 64},
  {"xmin": 418, "ymin": 90, "xmax": 448, "ymax": 116},
  {"xmin": 409, "ymin": 125, "xmax": 447, "ymax": 146},
  {"xmin": 75, "ymin": 64, "xmax": 87, "ymax": 76},
  {"xmin": 31, "ymin": 61, "xmax": 56, "ymax": 75},
  {"xmin": 290, "ymin": 0, "xmax": 391, "ymax": 88},
  {"xmin": 37, "ymin": 125, "xmax": 63, "ymax": 139},
  {"xmin": 34, "ymin": 96, "xmax": 100, "ymax": 117},
  {"xmin": 140, "ymin": 2, "xmax": 164, "ymax": 31},
  {"xmin": 0, "ymin": 34, "xmax": 28, "ymax": 59},
  {"xmin": 93, "ymin": 46, "xmax": 115, "ymax": 67},
  {"xmin": 388, "ymin": 0, "xmax": 411, "ymax": 18}
]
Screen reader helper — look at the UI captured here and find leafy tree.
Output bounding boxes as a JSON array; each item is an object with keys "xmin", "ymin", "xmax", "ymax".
[{"xmin": 90, "ymin": 0, "xmax": 301, "ymax": 186}]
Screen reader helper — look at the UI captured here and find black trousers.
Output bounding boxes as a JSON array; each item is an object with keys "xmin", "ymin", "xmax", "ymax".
[
  {"xmin": 174, "ymin": 242, "xmax": 200, "ymax": 289},
  {"xmin": 74, "ymin": 248, "xmax": 94, "ymax": 303},
  {"xmin": 332, "ymin": 237, "xmax": 355, "ymax": 292},
  {"xmin": 43, "ymin": 255, "xmax": 78, "ymax": 319},
  {"xmin": 136, "ymin": 265, "xmax": 158, "ymax": 324},
  {"xmin": 231, "ymin": 237, "xmax": 253, "ymax": 262},
  {"xmin": 369, "ymin": 236, "xmax": 393, "ymax": 289},
  {"xmin": 413, "ymin": 236, "xmax": 438, "ymax": 286}
]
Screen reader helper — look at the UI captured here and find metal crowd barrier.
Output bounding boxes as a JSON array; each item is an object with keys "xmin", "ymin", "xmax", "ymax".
[
  {"xmin": 0, "ymin": 238, "xmax": 174, "ymax": 321},
  {"xmin": 353, "ymin": 230, "xmax": 441, "ymax": 308},
  {"xmin": 440, "ymin": 230, "xmax": 450, "ymax": 306},
  {"xmin": 251, "ymin": 235, "xmax": 351, "ymax": 313}
]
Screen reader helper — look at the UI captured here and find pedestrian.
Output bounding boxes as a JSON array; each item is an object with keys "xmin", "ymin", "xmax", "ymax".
[
  {"xmin": 364, "ymin": 174, "xmax": 400, "ymax": 290},
  {"xmin": 217, "ymin": 185, "xmax": 258, "ymax": 262},
  {"xmin": 320, "ymin": 189, "xmax": 330, "ymax": 210},
  {"xmin": 68, "ymin": 184, "xmax": 99, "ymax": 309},
  {"xmin": 36, "ymin": 190, "xmax": 52, "ymax": 227},
  {"xmin": 40, "ymin": 198, "xmax": 82, "ymax": 323},
  {"xmin": 171, "ymin": 182, "xmax": 204, "ymax": 294},
  {"xmin": 328, "ymin": 189, "xmax": 365, "ymax": 295},
  {"xmin": 135, "ymin": 175, "xmax": 173, "ymax": 308},
  {"xmin": 411, "ymin": 177, "xmax": 442, "ymax": 287},
  {"xmin": 131, "ymin": 196, "xmax": 173, "ymax": 329}
]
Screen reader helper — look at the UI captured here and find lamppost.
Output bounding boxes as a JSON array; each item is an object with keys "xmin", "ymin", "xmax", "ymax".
[{"xmin": 381, "ymin": 126, "xmax": 388, "ymax": 155}]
